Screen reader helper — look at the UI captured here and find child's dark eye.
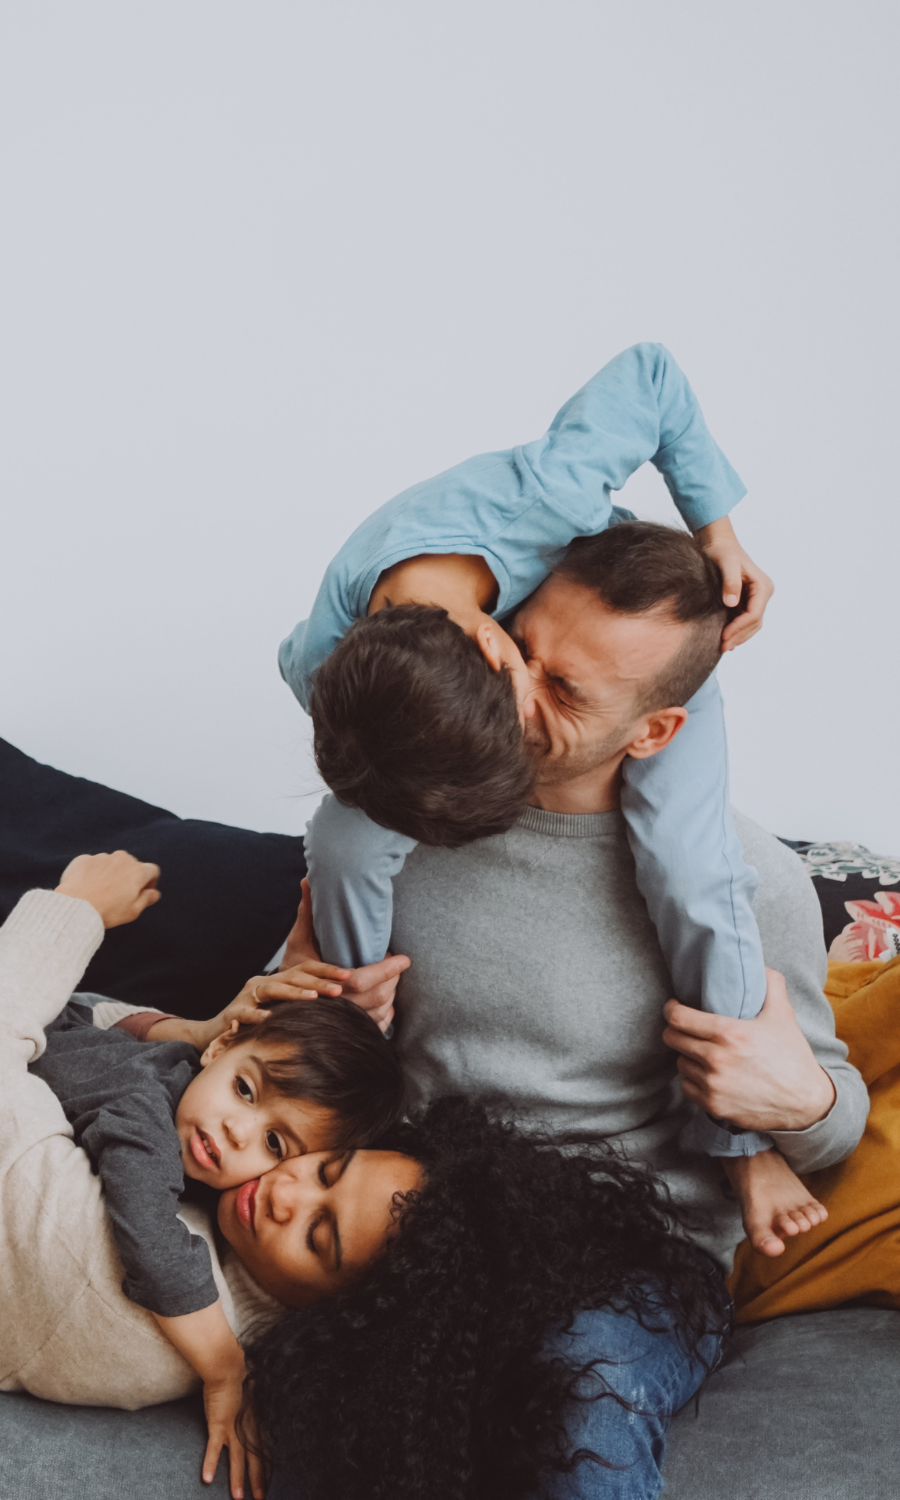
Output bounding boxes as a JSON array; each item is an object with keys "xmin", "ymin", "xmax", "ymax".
[
  {"xmin": 266, "ymin": 1130, "xmax": 285, "ymax": 1159},
  {"xmin": 235, "ymin": 1076, "xmax": 253, "ymax": 1102}
]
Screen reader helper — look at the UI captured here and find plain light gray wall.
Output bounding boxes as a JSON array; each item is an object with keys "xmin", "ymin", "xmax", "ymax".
[{"xmin": 2, "ymin": 2, "xmax": 898, "ymax": 852}]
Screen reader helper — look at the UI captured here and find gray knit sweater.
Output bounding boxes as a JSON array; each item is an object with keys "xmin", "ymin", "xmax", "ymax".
[{"xmin": 391, "ymin": 809, "xmax": 869, "ymax": 1270}]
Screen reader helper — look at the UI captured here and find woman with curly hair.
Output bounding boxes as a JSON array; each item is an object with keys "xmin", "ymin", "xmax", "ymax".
[{"xmin": 246, "ymin": 1096, "xmax": 731, "ymax": 1500}]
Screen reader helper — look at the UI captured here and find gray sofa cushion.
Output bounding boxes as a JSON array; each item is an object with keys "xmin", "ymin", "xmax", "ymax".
[
  {"xmin": 0, "ymin": 1390, "xmax": 228, "ymax": 1499},
  {"xmin": 3, "ymin": 1307, "xmax": 898, "ymax": 1498},
  {"xmin": 665, "ymin": 1306, "xmax": 900, "ymax": 1498}
]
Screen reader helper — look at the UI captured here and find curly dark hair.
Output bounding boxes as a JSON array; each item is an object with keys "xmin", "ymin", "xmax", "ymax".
[
  {"xmin": 244, "ymin": 1097, "xmax": 730, "ymax": 1500},
  {"xmin": 310, "ymin": 604, "xmax": 535, "ymax": 846}
]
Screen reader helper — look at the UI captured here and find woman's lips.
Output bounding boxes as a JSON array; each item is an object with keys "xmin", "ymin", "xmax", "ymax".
[
  {"xmin": 236, "ymin": 1179, "xmax": 259, "ymax": 1233},
  {"xmin": 190, "ymin": 1128, "xmax": 220, "ymax": 1172}
]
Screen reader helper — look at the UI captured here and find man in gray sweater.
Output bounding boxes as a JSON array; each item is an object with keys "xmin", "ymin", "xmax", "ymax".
[{"xmin": 295, "ymin": 521, "xmax": 867, "ymax": 1499}]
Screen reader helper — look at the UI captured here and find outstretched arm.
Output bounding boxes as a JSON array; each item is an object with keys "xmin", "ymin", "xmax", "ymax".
[{"xmin": 154, "ymin": 1301, "xmax": 264, "ymax": 1500}]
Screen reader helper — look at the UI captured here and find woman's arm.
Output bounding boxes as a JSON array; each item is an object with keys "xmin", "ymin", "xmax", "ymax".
[{"xmin": 0, "ymin": 856, "xmax": 167, "ymax": 1397}]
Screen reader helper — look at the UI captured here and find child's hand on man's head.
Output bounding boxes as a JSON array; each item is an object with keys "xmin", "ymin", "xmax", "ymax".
[
  {"xmin": 693, "ymin": 515, "xmax": 774, "ymax": 652},
  {"xmin": 56, "ymin": 850, "xmax": 161, "ymax": 928}
]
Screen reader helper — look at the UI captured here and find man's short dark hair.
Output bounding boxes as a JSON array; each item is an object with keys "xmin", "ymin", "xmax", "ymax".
[
  {"xmin": 311, "ymin": 604, "xmax": 536, "ymax": 847},
  {"xmin": 554, "ymin": 521, "xmax": 728, "ymax": 710},
  {"xmin": 223, "ymin": 997, "xmax": 405, "ymax": 1148}
]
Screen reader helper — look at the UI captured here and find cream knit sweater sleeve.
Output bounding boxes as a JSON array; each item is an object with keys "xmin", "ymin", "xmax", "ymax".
[{"xmin": 0, "ymin": 890, "xmax": 197, "ymax": 1407}]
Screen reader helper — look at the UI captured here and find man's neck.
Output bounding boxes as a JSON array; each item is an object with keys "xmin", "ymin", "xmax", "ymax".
[{"xmin": 528, "ymin": 758, "xmax": 625, "ymax": 816}]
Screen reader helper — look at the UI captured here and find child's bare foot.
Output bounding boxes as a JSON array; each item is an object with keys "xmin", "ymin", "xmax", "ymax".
[{"xmin": 724, "ymin": 1149, "xmax": 828, "ymax": 1257}]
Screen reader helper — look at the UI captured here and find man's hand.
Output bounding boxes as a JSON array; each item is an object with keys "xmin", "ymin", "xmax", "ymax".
[
  {"xmin": 662, "ymin": 968, "xmax": 836, "ymax": 1133},
  {"xmin": 693, "ymin": 515, "xmax": 774, "ymax": 652},
  {"xmin": 280, "ymin": 878, "xmax": 410, "ymax": 1032},
  {"xmin": 56, "ymin": 851, "xmax": 161, "ymax": 928}
]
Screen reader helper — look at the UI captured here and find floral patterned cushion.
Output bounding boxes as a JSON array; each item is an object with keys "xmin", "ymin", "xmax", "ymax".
[{"xmin": 783, "ymin": 841, "xmax": 900, "ymax": 961}]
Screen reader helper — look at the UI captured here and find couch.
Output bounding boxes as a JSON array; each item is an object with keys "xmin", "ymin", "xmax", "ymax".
[{"xmin": 3, "ymin": 739, "xmax": 899, "ymax": 1497}]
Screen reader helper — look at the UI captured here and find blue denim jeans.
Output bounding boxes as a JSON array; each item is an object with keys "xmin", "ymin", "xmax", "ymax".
[{"xmin": 534, "ymin": 1297, "xmax": 724, "ymax": 1499}]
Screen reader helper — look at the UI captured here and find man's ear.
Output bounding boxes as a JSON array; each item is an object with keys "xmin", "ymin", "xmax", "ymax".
[
  {"xmin": 199, "ymin": 1026, "xmax": 236, "ymax": 1069},
  {"xmin": 625, "ymin": 706, "xmax": 689, "ymax": 761},
  {"xmin": 473, "ymin": 618, "xmax": 505, "ymax": 672}
]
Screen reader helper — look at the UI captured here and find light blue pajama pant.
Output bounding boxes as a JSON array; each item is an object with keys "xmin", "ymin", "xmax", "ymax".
[{"xmin": 304, "ymin": 673, "xmax": 770, "ymax": 1158}]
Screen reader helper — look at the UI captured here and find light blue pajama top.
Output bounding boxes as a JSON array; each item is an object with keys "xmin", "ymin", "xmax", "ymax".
[{"xmin": 279, "ymin": 343, "xmax": 769, "ymax": 1158}]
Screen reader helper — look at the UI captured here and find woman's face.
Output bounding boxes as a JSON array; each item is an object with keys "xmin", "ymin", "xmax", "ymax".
[{"xmin": 217, "ymin": 1147, "xmax": 423, "ymax": 1306}]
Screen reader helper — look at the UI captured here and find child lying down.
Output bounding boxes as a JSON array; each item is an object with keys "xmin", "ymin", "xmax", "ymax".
[{"xmin": 30, "ymin": 854, "xmax": 405, "ymax": 1498}]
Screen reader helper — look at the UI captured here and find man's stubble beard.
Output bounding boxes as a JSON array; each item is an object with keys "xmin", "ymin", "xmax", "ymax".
[{"xmin": 522, "ymin": 719, "xmax": 635, "ymax": 788}]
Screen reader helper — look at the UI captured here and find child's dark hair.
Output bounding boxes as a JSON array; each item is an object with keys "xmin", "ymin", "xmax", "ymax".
[
  {"xmin": 310, "ymin": 604, "xmax": 536, "ymax": 847},
  {"xmin": 244, "ymin": 1097, "xmax": 730, "ymax": 1500},
  {"xmin": 223, "ymin": 998, "xmax": 405, "ymax": 1148}
]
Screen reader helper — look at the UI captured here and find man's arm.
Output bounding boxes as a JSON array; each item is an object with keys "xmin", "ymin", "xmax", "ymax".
[{"xmin": 663, "ymin": 820, "xmax": 869, "ymax": 1174}]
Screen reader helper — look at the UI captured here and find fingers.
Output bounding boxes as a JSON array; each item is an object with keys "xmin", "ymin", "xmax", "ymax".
[
  {"xmin": 662, "ymin": 1027, "xmax": 714, "ymax": 1063},
  {"xmin": 719, "ymin": 558, "xmax": 743, "ymax": 609},
  {"xmin": 246, "ymin": 1446, "xmax": 268, "ymax": 1500},
  {"xmin": 369, "ymin": 1001, "xmax": 395, "ymax": 1033},
  {"xmin": 228, "ymin": 1433, "xmax": 247, "ymax": 1500},
  {"xmin": 258, "ymin": 975, "xmax": 343, "ymax": 1001},
  {"xmin": 202, "ymin": 1430, "xmax": 224, "ymax": 1486},
  {"xmin": 344, "ymin": 952, "xmax": 411, "ymax": 993},
  {"xmin": 135, "ymin": 884, "xmax": 162, "ymax": 916},
  {"xmin": 721, "ymin": 570, "xmax": 774, "ymax": 651},
  {"xmin": 281, "ymin": 960, "xmax": 350, "ymax": 982},
  {"xmin": 760, "ymin": 968, "xmax": 789, "ymax": 1009},
  {"xmin": 279, "ymin": 878, "xmax": 322, "ymax": 969},
  {"xmin": 296, "ymin": 878, "xmax": 320, "ymax": 956},
  {"xmin": 662, "ymin": 998, "xmax": 728, "ymax": 1038},
  {"xmin": 241, "ymin": 1404, "xmax": 269, "ymax": 1500}
]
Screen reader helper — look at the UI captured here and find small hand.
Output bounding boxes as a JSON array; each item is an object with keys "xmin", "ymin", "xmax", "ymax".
[
  {"xmin": 56, "ymin": 851, "xmax": 161, "ymax": 928},
  {"xmin": 281, "ymin": 878, "xmax": 410, "ymax": 1032},
  {"xmin": 202, "ymin": 1372, "xmax": 264, "ymax": 1500},
  {"xmin": 694, "ymin": 515, "xmax": 774, "ymax": 651},
  {"xmin": 211, "ymin": 960, "xmax": 352, "ymax": 1035},
  {"xmin": 662, "ymin": 968, "xmax": 836, "ymax": 1132}
]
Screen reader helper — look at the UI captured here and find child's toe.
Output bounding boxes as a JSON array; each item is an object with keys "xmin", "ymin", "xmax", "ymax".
[
  {"xmin": 755, "ymin": 1232, "xmax": 786, "ymax": 1256},
  {"xmin": 775, "ymin": 1213, "xmax": 802, "ymax": 1237}
]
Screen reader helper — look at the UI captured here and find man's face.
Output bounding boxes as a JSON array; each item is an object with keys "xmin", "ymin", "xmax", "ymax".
[
  {"xmin": 175, "ymin": 1037, "xmax": 338, "ymax": 1189},
  {"xmin": 511, "ymin": 574, "xmax": 690, "ymax": 786}
]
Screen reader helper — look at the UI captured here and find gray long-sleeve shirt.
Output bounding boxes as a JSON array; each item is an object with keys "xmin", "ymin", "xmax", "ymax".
[{"xmin": 390, "ymin": 809, "xmax": 869, "ymax": 1271}]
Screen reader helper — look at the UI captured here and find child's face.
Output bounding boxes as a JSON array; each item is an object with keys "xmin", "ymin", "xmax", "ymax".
[{"xmin": 174, "ymin": 1034, "xmax": 337, "ymax": 1189}]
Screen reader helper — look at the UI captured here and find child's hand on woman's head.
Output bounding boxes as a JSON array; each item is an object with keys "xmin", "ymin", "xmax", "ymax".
[
  {"xmin": 693, "ymin": 515, "xmax": 774, "ymax": 651},
  {"xmin": 56, "ymin": 850, "xmax": 161, "ymax": 928}
]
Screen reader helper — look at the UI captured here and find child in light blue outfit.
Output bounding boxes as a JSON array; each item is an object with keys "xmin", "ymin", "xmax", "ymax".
[{"xmin": 279, "ymin": 344, "xmax": 814, "ymax": 1245}]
